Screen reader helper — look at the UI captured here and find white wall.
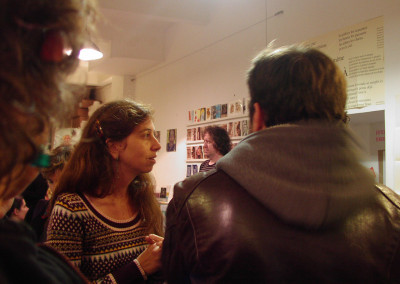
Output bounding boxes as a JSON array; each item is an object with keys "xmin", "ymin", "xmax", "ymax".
[
  {"xmin": 132, "ymin": 0, "xmax": 400, "ymax": 192},
  {"xmin": 351, "ymin": 121, "xmax": 386, "ymax": 184}
]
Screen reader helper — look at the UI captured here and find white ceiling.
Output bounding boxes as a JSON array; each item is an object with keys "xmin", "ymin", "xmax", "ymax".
[
  {"xmin": 89, "ymin": 0, "xmax": 216, "ymax": 76},
  {"xmin": 88, "ymin": 0, "xmax": 391, "ymax": 79}
]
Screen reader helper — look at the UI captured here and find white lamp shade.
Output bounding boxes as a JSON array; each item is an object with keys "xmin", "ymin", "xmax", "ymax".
[{"xmin": 79, "ymin": 41, "xmax": 103, "ymax": 61}]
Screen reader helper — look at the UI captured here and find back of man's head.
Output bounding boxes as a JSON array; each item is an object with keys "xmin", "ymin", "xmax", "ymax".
[{"xmin": 247, "ymin": 45, "xmax": 347, "ymax": 127}]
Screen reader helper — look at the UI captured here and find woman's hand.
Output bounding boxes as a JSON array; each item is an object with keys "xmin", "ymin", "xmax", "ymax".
[
  {"xmin": 136, "ymin": 234, "xmax": 164, "ymax": 275},
  {"xmin": 146, "ymin": 234, "xmax": 164, "ymax": 246}
]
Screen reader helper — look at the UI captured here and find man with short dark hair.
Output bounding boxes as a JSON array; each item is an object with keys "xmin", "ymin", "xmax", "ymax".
[
  {"xmin": 162, "ymin": 45, "xmax": 400, "ymax": 283},
  {"xmin": 200, "ymin": 126, "xmax": 231, "ymax": 172}
]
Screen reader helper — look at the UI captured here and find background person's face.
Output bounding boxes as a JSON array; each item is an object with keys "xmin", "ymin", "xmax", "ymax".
[
  {"xmin": 203, "ymin": 133, "xmax": 218, "ymax": 158},
  {"xmin": 14, "ymin": 198, "xmax": 29, "ymax": 221}
]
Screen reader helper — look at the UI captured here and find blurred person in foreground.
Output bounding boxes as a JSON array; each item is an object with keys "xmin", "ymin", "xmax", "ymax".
[
  {"xmin": 162, "ymin": 45, "xmax": 400, "ymax": 283},
  {"xmin": 0, "ymin": 0, "xmax": 98, "ymax": 283},
  {"xmin": 199, "ymin": 125, "xmax": 231, "ymax": 172}
]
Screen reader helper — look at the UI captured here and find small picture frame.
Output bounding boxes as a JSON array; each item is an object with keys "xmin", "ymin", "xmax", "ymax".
[
  {"xmin": 166, "ymin": 129, "xmax": 177, "ymax": 152},
  {"xmin": 156, "ymin": 185, "xmax": 171, "ymax": 202}
]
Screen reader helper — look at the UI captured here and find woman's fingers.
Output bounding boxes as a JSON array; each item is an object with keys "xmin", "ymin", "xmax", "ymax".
[{"xmin": 146, "ymin": 234, "xmax": 164, "ymax": 244}]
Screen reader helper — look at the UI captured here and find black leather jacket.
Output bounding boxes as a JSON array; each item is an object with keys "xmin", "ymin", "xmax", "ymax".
[
  {"xmin": 163, "ymin": 124, "xmax": 400, "ymax": 283},
  {"xmin": 163, "ymin": 170, "xmax": 400, "ymax": 283}
]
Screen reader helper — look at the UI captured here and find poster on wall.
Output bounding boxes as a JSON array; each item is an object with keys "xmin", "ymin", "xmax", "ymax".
[
  {"xmin": 233, "ymin": 121, "xmax": 241, "ymax": 137},
  {"xmin": 221, "ymin": 104, "xmax": 228, "ymax": 118},
  {"xmin": 195, "ymin": 146, "xmax": 203, "ymax": 159},
  {"xmin": 243, "ymin": 98, "xmax": 250, "ymax": 115},
  {"xmin": 242, "ymin": 120, "xmax": 249, "ymax": 136},
  {"xmin": 166, "ymin": 129, "xmax": 176, "ymax": 152},
  {"xmin": 206, "ymin": 107, "xmax": 212, "ymax": 121},
  {"xmin": 188, "ymin": 110, "xmax": 194, "ymax": 123},
  {"xmin": 302, "ymin": 16, "xmax": 384, "ymax": 109}
]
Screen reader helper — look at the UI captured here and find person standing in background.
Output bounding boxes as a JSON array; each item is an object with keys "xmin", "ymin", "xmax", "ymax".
[
  {"xmin": 5, "ymin": 196, "xmax": 29, "ymax": 222},
  {"xmin": 199, "ymin": 126, "xmax": 231, "ymax": 172},
  {"xmin": 22, "ymin": 174, "xmax": 48, "ymax": 223}
]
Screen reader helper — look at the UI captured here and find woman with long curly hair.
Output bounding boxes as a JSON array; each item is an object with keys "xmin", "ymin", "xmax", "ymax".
[{"xmin": 46, "ymin": 99, "xmax": 164, "ymax": 283}]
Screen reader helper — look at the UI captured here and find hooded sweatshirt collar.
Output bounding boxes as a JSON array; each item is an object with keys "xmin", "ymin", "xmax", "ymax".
[{"xmin": 217, "ymin": 122, "xmax": 376, "ymax": 229}]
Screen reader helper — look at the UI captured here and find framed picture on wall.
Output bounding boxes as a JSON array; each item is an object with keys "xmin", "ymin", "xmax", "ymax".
[
  {"xmin": 221, "ymin": 104, "xmax": 228, "ymax": 118},
  {"xmin": 155, "ymin": 185, "xmax": 171, "ymax": 203},
  {"xmin": 166, "ymin": 129, "xmax": 176, "ymax": 152},
  {"xmin": 215, "ymin": 104, "xmax": 221, "ymax": 119},
  {"xmin": 206, "ymin": 107, "xmax": 212, "ymax": 121},
  {"xmin": 242, "ymin": 120, "xmax": 249, "ymax": 136}
]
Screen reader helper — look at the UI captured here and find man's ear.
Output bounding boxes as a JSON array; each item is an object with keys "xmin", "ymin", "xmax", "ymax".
[
  {"xmin": 251, "ymin": 102, "xmax": 267, "ymax": 132},
  {"xmin": 106, "ymin": 138, "xmax": 123, "ymax": 160}
]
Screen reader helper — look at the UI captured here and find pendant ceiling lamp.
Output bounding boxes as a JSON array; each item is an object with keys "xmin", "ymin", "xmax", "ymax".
[{"xmin": 79, "ymin": 40, "xmax": 103, "ymax": 61}]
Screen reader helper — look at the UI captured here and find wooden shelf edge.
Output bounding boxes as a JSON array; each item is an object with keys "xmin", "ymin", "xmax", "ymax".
[
  {"xmin": 187, "ymin": 115, "xmax": 249, "ymax": 127},
  {"xmin": 347, "ymin": 104, "xmax": 385, "ymax": 115}
]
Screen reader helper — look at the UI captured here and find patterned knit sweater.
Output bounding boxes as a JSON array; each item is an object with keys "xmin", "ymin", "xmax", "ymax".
[{"xmin": 46, "ymin": 192, "xmax": 148, "ymax": 283}]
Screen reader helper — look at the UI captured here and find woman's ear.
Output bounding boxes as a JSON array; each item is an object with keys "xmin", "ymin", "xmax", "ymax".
[
  {"xmin": 106, "ymin": 139, "xmax": 122, "ymax": 161},
  {"xmin": 251, "ymin": 102, "xmax": 267, "ymax": 132}
]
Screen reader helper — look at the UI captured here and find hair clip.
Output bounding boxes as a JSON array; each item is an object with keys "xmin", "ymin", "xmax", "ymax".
[
  {"xmin": 95, "ymin": 120, "xmax": 105, "ymax": 140},
  {"xmin": 40, "ymin": 30, "xmax": 72, "ymax": 62},
  {"xmin": 14, "ymin": 17, "xmax": 70, "ymax": 63}
]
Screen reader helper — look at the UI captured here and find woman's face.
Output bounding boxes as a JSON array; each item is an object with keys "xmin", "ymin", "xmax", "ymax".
[{"xmin": 116, "ymin": 118, "xmax": 161, "ymax": 178}]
